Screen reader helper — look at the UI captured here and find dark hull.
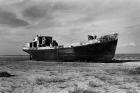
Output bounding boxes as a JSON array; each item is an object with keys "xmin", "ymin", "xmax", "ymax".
[{"xmin": 23, "ymin": 39, "xmax": 118, "ymax": 61}]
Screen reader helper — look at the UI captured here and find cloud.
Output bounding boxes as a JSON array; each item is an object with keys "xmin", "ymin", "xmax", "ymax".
[
  {"xmin": 0, "ymin": 0, "xmax": 23, "ymax": 5},
  {"xmin": 22, "ymin": 5, "xmax": 48, "ymax": 21},
  {"xmin": 0, "ymin": 9, "xmax": 29, "ymax": 27},
  {"xmin": 21, "ymin": 1, "xmax": 82, "ymax": 23},
  {"xmin": 18, "ymin": 0, "xmax": 140, "ymax": 31}
]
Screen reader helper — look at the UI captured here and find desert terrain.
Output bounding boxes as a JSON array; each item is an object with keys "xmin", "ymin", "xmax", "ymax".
[{"xmin": 0, "ymin": 60, "xmax": 140, "ymax": 93}]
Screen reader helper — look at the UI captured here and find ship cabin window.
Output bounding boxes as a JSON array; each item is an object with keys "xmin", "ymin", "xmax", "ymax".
[
  {"xmin": 33, "ymin": 42, "xmax": 37, "ymax": 47},
  {"xmin": 30, "ymin": 42, "xmax": 32, "ymax": 48},
  {"xmin": 38, "ymin": 36, "xmax": 52, "ymax": 47},
  {"xmin": 45, "ymin": 37, "xmax": 52, "ymax": 46},
  {"xmin": 38, "ymin": 37, "xmax": 43, "ymax": 45}
]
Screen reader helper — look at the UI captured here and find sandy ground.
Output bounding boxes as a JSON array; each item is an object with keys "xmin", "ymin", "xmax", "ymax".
[{"xmin": 0, "ymin": 61, "xmax": 140, "ymax": 93}]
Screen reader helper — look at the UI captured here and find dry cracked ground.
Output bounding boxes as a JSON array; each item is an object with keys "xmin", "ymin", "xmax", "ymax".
[{"xmin": 0, "ymin": 61, "xmax": 140, "ymax": 93}]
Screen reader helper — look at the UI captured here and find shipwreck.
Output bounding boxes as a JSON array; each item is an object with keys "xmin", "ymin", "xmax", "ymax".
[{"xmin": 23, "ymin": 33, "xmax": 118, "ymax": 61}]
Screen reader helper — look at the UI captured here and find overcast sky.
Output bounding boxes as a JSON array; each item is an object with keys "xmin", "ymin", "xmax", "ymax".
[{"xmin": 0, "ymin": 0, "xmax": 140, "ymax": 55}]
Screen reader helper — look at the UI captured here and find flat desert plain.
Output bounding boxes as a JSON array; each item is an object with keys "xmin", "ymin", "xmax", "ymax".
[{"xmin": 0, "ymin": 61, "xmax": 140, "ymax": 93}]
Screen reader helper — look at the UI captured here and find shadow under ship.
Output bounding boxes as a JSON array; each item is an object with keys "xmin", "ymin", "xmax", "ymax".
[{"xmin": 23, "ymin": 33, "xmax": 118, "ymax": 61}]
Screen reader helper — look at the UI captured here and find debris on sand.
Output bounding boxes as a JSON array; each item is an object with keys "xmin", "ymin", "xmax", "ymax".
[{"xmin": 0, "ymin": 71, "xmax": 14, "ymax": 77}]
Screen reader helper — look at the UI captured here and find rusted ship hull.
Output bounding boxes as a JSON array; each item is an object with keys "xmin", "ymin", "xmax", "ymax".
[{"xmin": 23, "ymin": 39, "xmax": 118, "ymax": 61}]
